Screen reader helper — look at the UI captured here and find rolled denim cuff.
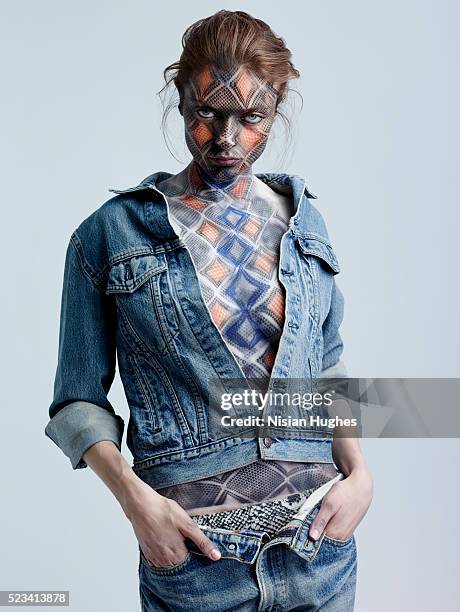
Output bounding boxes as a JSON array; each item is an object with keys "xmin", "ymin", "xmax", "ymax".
[
  {"xmin": 45, "ymin": 401, "xmax": 125, "ymax": 469},
  {"xmin": 319, "ymin": 359, "xmax": 348, "ymax": 379}
]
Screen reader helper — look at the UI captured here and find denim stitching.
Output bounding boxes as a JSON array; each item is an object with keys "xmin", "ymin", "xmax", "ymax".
[
  {"xmin": 116, "ymin": 302, "xmax": 194, "ymax": 445},
  {"xmin": 142, "ymin": 550, "xmax": 193, "ymax": 575},
  {"xmin": 70, "ymin": 233, "xmax": 106, "ymax": 293},
  {"xmin": 128, "ymin": 353, "xmax": 161, "ymax": 434},
  {"xmin": 106, "ymin": 263, "xmax": 167, "ymax": 293},
  {"xmin": 149, "ymin": 271, "xmax": 208, "ymax": 441},
  {"xmin": 131, "ymin": 435, "xmax": 255, "ymax": 469},
  {"xmin": 323, "ymin": 533, "xmax": 354, "ymax": 547}
]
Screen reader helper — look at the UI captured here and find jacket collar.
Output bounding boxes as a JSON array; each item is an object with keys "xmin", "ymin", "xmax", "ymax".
[
  {"xmin": 256, "ymin": 172, "xmax": 317, "ymax": 200},
  {"xmin": 108, "ymin": 171, "xmax": 333, "ymax": 244}
]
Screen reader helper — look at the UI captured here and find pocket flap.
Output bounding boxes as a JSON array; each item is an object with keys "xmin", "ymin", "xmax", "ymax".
[
  {"xmin": 295, "ymin": 234, "xmax": 340, "ymax": 274},
  {"xmin": 106, "ymin": 253, "xmax": 167, "ymax": 293}
]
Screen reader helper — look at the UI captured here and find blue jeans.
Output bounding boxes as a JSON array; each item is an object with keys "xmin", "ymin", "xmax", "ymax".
[{"xmin": 138, "ymin": 505, "xmax": 357, "ymax": 611}]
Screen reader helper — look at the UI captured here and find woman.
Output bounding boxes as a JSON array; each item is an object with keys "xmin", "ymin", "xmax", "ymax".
[{"xmin": 45, "ymin": 10, "xmax": 373, "ymax": 611}]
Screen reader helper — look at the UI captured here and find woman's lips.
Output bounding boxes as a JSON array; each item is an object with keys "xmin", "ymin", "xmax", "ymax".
[{"xmin": 209, "ymin": 156, "xmax": 241, "ymax": 167}]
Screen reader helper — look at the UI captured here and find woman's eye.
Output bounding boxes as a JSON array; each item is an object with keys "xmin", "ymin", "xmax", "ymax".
[
  {"xmin": 196, "ymin": 109, "xmax": 215, "ymax": 119},
  {"xmin": 243, "ymin": 114, "xmax": 263, "ymax": 124}
]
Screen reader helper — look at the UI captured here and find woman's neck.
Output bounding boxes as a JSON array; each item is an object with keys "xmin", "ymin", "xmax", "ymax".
[{"xmin": 179, "ymin": 161, "xmax": 255, "ymax": 206}]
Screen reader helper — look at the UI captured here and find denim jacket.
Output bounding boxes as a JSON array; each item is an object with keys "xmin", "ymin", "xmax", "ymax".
[{"xmin": 44, "ymin": 171, "xmax": 348, "ymax": 490}]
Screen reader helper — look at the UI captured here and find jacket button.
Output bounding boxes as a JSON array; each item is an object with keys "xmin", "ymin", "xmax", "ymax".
[{"xmin": 263, "ymin": 437, "xmax": 273, "ymax": 448}]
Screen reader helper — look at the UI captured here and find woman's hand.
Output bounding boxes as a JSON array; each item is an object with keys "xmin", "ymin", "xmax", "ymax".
[
  {"xmin": 122, "ymin": 477, "xmax": 222, "ymax": 569},
  {"xmin": 309, "ymin": 466, "xmax": 373, "ymax": 542},
  {"xmin": 81, "ymin": 441, "xmax": 221, "ymax": 569}
]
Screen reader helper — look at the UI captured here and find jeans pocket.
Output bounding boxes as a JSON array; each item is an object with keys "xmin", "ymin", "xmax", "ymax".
[
  {"xmin": 303, "ymin": 501, "xmax": 355, "ymax": 549},
  {"xmin": 323, "ymin": 532, "xmax": 355, "ymax": 547},
  {"xmin": 139, "ymin": 547, "xmax": 194, "ymax": 575}
]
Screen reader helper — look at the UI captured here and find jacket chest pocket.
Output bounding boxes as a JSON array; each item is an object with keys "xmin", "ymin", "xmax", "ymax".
[
  {"xmin": 105, "ymin": 252, "xmax": 180, "ymax": 357},
  {"xmin": 293, "ymin": 232, "xmax": 340, "ymax": 327}
]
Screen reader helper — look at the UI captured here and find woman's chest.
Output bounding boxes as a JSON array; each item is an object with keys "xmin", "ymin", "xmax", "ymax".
[
  {"xmin": 165, "ymin": 189, "xmax": 293, "ymax": 374},
  {"xmin": 166, "ymin": 184, "xmax": 293, "ymax": 295}
]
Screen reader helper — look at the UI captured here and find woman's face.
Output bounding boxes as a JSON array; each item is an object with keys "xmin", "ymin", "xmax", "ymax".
[{"xmin": 180, "ymin": 65, "xmax": 279, "ymax": 183}]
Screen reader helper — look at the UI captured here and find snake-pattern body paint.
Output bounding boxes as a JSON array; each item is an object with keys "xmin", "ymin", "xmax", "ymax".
[{"xmin": 181, "ymin": 65, "xmax": 278, "ymax": 183}]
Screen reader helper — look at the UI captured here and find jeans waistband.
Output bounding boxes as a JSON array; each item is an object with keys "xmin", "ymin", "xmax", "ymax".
[{"xmin": 188, "ymin": 473, "xmax": 343, "ymax": 564}]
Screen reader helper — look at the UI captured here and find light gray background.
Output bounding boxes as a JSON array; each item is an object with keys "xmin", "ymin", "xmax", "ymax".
[{"xmin": 1, "ymin": 1, "xmax": 459, "ymax": 610}]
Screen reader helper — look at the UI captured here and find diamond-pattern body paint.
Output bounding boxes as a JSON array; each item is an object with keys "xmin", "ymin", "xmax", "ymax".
[
  {"xmin": 161, "ymin": 161, "xmax": 289, "ymax": 383},
  {"xmin": 181, "ymin": 65, "xmax": 278, "ymax": 183}
]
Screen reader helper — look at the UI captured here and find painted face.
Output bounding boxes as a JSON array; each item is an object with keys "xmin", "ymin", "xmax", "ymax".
[{"xmin": 180, "ymin": 65, "xmax": 279, "ymax": 183}]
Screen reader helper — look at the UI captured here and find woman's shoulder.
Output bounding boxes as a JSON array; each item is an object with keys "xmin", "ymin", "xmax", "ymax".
[
  {"xmin": 72, "ymin": 193, "xmax": 137, "ymax": 245},
  {"xmin": 74, "ymin": 170, "xmax": 167, "ymax": 235},
  {"xmin": 68, "ymin": 174, "xmax": 164, "ymax": 276}
]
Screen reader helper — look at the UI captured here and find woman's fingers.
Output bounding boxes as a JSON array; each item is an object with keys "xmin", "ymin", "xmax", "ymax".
[
  {"xmin": 309, "ymin": 494, "xmax": 338, "ymax": 541},
  {"xmin": 180, "ymin": 516, "xmax": 221, "ymax": 561},
  {"xmin": 134, "ymin": 496, "xmax": 221, "ymax": 567},
  {"xmin": 308, "ymin": 469, "xmax": 374, "ymax": 542}
]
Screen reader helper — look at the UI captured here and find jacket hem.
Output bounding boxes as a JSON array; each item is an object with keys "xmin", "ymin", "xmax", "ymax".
[{"xmin": 132, "ymin": 436, "xmax": 334, "ymax": 490}]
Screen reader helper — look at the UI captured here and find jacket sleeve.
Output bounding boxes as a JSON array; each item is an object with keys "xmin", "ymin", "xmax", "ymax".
[
  {"xmin": 319, "ymin": 278, "xmax": 348, "ymax": 379},
  {"xmin": 44, "ymin": 233, "xmax": 125, "ymax": 469}
]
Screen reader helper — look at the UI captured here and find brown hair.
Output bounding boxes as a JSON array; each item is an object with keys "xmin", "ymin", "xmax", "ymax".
[
  {"xmin": 161, "ymin": 10, "xmax": 299, "ymax": 108},
  {"xmin": 159, "ymin": 10, "xmax": 300, "ymax": 163}
]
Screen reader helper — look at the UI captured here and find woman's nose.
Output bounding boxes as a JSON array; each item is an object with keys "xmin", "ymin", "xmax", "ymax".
[{"xmin": 215, "ymin": 117, "xmax": 238, "ymax": 149}]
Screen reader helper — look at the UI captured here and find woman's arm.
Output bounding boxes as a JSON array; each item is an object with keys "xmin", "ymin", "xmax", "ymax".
[
  {"xmin": 46, "ymin": 234, "xmax": 220, "ymax": 568},
  {"xmin": 309, "ymin": 410, "xmax": 373, "ymax": 541},
  {"xmin": 311, "ymin": 269, "xmax": 374, "ymax": 541},
  {"xmin": 45, "ymin": 234, "xmax": 125, "ymax": 470},
  {"xmin": 81, "ymin": 440, "xmax": 221, "ymax": 567}
]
